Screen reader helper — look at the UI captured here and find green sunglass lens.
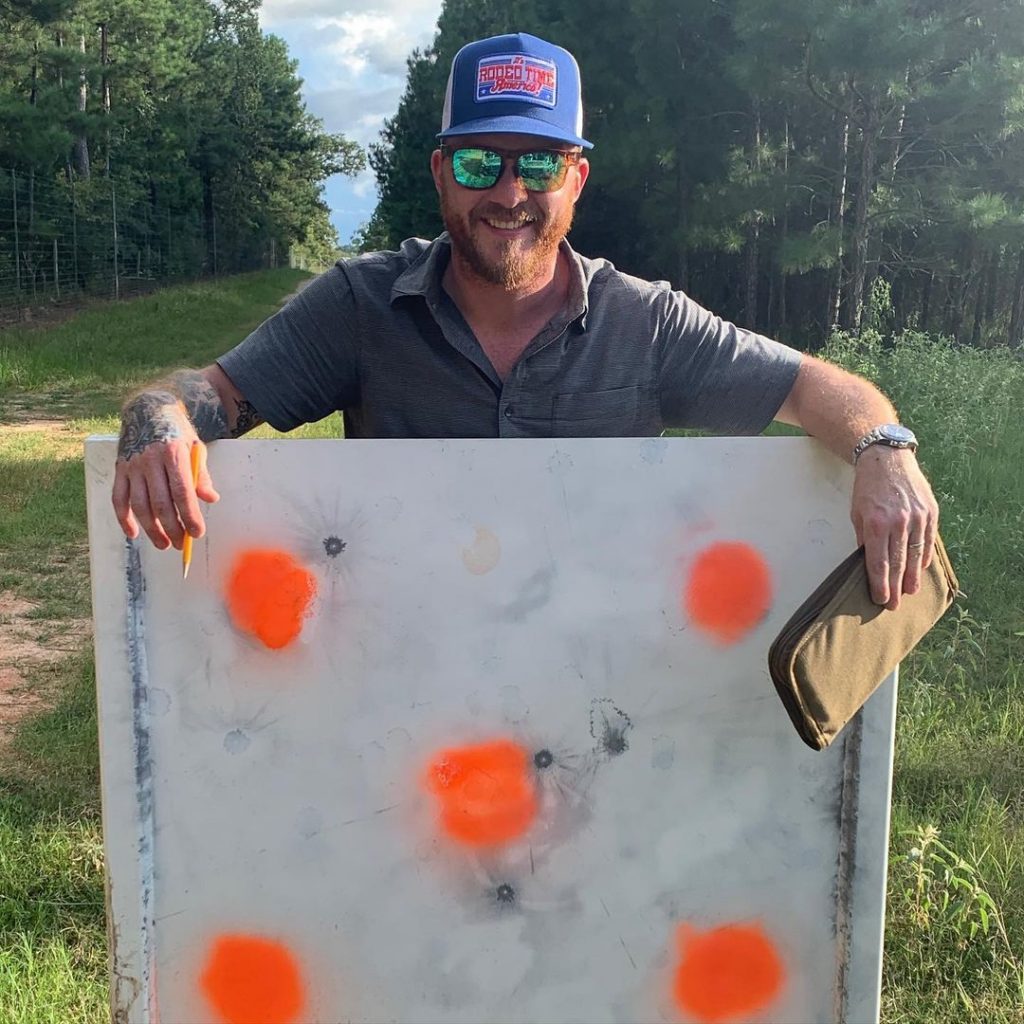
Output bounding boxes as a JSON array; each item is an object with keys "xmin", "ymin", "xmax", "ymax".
[
  {"xmin": 518, "ymin": 152, "xmax": 566, "ymax": 189},
  {"xmin": 449, "ymin": 148, "xmax": 570, "ymax": 190},
  {"xmin": 452, "ymin": 149, "xmax": 502, "ymax": 188}
]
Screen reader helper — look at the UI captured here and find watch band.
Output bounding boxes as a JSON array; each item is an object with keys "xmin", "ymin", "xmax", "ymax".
[{"xmin": 852, "ymin": 425, "xmax": 919, "ymax": 464}]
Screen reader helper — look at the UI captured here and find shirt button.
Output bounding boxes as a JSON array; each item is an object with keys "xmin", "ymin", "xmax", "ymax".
[{"xmin": 504, "ymin": 407, "xmax": 514, "ymax": 417}]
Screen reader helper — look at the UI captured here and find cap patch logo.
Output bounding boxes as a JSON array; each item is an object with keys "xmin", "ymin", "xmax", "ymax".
[{"xmin": 476, "ymin": 53, "xmax": 556, "ymax": 107}]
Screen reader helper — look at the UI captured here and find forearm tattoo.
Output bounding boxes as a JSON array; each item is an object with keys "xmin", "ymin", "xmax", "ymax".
[
  {"xmin": 231, "ymin": 398, "xmax": 263, "ymax": 438},
  {"xmin": 117, "ymin": 370, "xmax": 230, "ymax": 461},
  {"xmin": 168, "ymin": 370, "xmax": 230, "ymax": 442}
]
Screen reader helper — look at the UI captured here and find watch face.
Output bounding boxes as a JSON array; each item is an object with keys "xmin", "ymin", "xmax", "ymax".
[{"xmin": 879, "ymin": 424, "xmax": 916, "ymax": 444}]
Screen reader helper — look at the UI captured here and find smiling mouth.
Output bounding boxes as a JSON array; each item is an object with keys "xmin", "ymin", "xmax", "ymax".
[{"xmin": 481, "ymin": 215, "xmax": 537, "ymax": 231}]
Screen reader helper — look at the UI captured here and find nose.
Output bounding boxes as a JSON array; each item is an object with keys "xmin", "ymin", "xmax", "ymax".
[{"xmin": 489, "ymin": 159, "xmax": 530, "ymax": 206}]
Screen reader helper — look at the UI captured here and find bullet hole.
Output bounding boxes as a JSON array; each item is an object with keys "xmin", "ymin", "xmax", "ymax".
[
  {"xmin": 590, "ymin": 698, "xmax": 632, "ymax": 758},
  {"xmin": 603, "ymin": 727, "xmax": 628, "ymax": 755},
  {"xmin": 495, "ymin": 883, "xmax": 516, "ymax": 904},
  {"xmin": 224, "ymin": 729, "xmax": 250, "ymax": 755},
  {"xmin": 534, "ymin": 748, "xmax": 554, "ymax": 769},
  {"xmin": 323, "ymin": 536, "xmax": 346, "ymax": 558}
]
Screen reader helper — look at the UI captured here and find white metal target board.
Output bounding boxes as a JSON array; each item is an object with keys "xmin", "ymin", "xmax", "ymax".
[{"xmin": 85, "ymin": 436, "xmax": 895, "ymax": 1024}]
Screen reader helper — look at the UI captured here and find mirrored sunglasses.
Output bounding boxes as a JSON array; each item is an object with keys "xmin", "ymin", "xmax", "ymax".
[{"xmin": 442, "ymin": 145, "xmax": 580, "ymax": 192}]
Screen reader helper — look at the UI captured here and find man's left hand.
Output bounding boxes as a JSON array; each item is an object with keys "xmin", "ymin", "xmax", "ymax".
[{"xmin": 850, "ymin": 447, "xmax": 940, "ymax": 610}]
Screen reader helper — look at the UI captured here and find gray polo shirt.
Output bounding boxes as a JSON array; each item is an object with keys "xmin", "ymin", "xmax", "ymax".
[{"xmin": 218, "ymin": 234, "xmax": 802, "ymax": 438}]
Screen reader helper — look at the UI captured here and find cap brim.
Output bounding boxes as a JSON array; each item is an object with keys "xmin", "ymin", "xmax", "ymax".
[{"xmin": 438, "ymin": 115, "xmax": 593, "ymax": 149}]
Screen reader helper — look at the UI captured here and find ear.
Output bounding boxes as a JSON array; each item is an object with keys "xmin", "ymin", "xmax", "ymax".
[
  {"xmin": 430, "ymin": 149, "xmax": 444, "ymax": 195},
  {"xmin": 572, "ymin": 157, "xmax": 590, "ymax": 202}
]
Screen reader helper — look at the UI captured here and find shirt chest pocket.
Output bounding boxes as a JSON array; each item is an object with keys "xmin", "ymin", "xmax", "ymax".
[{"xmin": 552, "ymin": 385, "xmax": 655, "ymax": 437}]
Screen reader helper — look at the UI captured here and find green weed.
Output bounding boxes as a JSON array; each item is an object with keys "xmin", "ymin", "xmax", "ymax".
[
  {"xmin": 0, "ymin": 286, "xmax": 1022, "ymax": 1020},
  {"xmin": 827, "ymin": 330, "xmax": 1024, "ymax": 1021},
  {"xmin": 0, "ymin": 268, "xmax": 309, "ymax": 402},
  {"xmin": 0, "ymin": 269, "xmax": 313, "ymax": 1022}
]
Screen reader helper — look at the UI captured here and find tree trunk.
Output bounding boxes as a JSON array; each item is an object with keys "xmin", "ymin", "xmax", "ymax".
[
  {"xmin": 948, "ymin": 237, "xmax": 974, "ymax": 342},
  {"xmin": 203, "ymin": 173, "xmax": 216, "ymax": 273},
  {"xmin": 829, "ymin": 109, "xmax": 849, "ymax": 329},
  {"xmin": 971, "ymin": 251, "xmax": 987, "ymax": 347},
  {"xmin": 777, "ymin": 119, "xmax": 789, "ymax": 336},
  {"xmin": 56, "ymin": 32, "xmax": 73, "ymax": 180},
  {"xmin": 29, "ymin": 44, "xmax": 37, "ymax": 234},
  {"xmin": 883, "ymin": 68, "xmax": 909, "ymax": 186},
  {"xmin": 100, "ymin": 24, "xmax": 111, "ymax": 174},
  {"xmin": 675, "ymin": 154, "xmax": 690, "ymax": 293},
  {"xmin": 845, "ymin": 103, "xmax": 880, "ymax": 331},
  {"xmin": 984, "ymin": 247, "xmax": 999, "ymax": 325},
  {"xmin": 73, "ymin": 35, "xmax": 91, "ymax": 179},
  {"xmin": 972, "ymin": 248, "xmax": 997, "ymax": 346},
  {"xmin": 920, "ymin": 271, "xmax": 932, "ymax": 331},
  {"xmin": 743, "ymin": 96, "xmax": 761, "ymax": 329},
  {"xmin": 675, "ymin": 107, "xmax": 690, "ymax": 294},
  {"xmin": 1008, "ymin": 247, "xmax": 1024, "ymax": 347}
]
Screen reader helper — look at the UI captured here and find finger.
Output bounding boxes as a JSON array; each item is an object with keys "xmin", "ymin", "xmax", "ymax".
[
  {"xmin": 134, "ymin": 474, "xmax": 173, "ymax": 550},
  {"xmin": 887, "ymin": 531, "xmax": 908, "ymax": 611},
  {"xmin": 920, "ymin": 507, "xmax": 939, "ymax": 570},
  {"xmin": 903, "ymin": 532, "xmax": 925, "ymax": 596},
  {"xmin": 194, "ymin": 442, "xmax": 220, "ymax": 504},
  {"xmin": 168, "ymin": 443, "xmax": 206, "ymax": 539},
  {"xmin": 112, "ymin": 464, "xmax": 140, "ymax": 540},
  {"xmin": 865, "ymin": 538, "xmax": 890, "ymax": 606},
  {"xmin": 144, "ymin": 459, "xmax": 186, "ymax": 549},
  {"xmin": 860, "ymin": 511, "xmax": 892, "ymax": 605}
]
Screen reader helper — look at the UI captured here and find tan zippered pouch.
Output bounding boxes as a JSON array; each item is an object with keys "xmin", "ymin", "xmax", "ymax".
[{"xmin": 768, "ymin": 535, "xmax": 959, "ymax": 750}]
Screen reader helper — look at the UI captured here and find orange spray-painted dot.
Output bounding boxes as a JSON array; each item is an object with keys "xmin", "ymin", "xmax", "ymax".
[
  {"xmin": 684, "ymin": 542, "xmax": 772, "ymax": 644},
  {"xmin": 672, "ymin": 923, "xmax": 785, "ymax": 1023},
  {"xmin": 425, "ymin": 738, "xmax": 538, "ymax": 847},
  {"xmin": 200, "ymin": 933, "xmax": 305, "ymax": 1024},
  {"xmin": 225, "ymin": 549, "xmax": 317, "ymax": 650}
]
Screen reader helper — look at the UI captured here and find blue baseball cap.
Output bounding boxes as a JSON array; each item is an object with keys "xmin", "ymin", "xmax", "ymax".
[{"xmin": 438, "ymin": 33, "xmax": 593, "ymax": 149}]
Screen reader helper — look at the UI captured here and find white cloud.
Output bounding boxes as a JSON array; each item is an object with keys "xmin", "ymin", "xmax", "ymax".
[
  {"xmin": 261, "ymin": 0, "xmax": 440, "ymax": 26},
  {"xmin": 261, "ymin": 3, "xmax": 439, "ymax": 84},
  {"xmin": 304, "ymin": 84, "xmax": 404, "ymax": 143},
  {"xmin": 351, "ymin": 169, "xmax": 378, "ymax": 199},
  {"xmin": 319, "ymin": 13, "xmax": 419, "ymax": 78},
  {"xmin": 258, "ymin": 1, "xmax": 444, "ymax": 235}
]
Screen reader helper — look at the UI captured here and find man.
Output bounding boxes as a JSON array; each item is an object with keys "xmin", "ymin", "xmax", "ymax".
[{"xmin": 113, "ymin": 32, "xmax": 937, "ymax": 610}]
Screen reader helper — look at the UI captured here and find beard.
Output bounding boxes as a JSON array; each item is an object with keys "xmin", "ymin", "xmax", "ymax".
[{"xmin": 439, "ymin": 185, "xmax": 575, "ymax": 290}]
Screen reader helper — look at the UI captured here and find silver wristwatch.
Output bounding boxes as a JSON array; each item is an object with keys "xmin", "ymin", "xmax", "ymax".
[{"xmin": 852, "ymin": 424, "xmax": 918, "ymax": 464}]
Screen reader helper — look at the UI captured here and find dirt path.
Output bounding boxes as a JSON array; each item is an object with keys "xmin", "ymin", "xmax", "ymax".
[
  {"xmin": 0, "ymin": 416, "xmax": 96, "ymax": 751},
  {"xmin": 279, "ymin": 276, "xmax": 313, "ymax": 305},
  {"xmin": 0, "ymin": 588, "xmax": 91, "ymax": 748}
]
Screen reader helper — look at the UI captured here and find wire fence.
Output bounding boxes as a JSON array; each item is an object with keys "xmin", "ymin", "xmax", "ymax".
[{"xmin": 0, "ymin": 167, "xmax": 280, "ymax": 323}]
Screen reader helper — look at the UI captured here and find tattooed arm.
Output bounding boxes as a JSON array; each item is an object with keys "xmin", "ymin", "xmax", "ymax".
[{"xmin": 112, "ymin": 365, "xmax": 264, "ymax": 549}]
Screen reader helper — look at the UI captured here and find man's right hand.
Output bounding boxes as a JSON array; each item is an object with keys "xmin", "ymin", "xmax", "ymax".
[
  {"xmin": 112, "ymin": 387, "xmax": 222, "ymax": 549},
  {"xmin": 112, "ymin": 365, "xmax": 261, "ymax": 548}
]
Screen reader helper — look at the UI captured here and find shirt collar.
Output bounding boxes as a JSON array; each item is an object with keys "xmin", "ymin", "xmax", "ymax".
[
  {"xmin": 390, "ymin": 232, "xmax": 590, "ymax": 332},
  {"xmin": 390, "ymin": 234, "xmax": 451, "ymax": 307}
]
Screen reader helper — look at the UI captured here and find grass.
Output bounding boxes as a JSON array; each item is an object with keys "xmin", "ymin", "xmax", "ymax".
[
  {"xmin": 823, "ymin": 329, "xmax": 1024, "ymax": 1022},
  {"xmin": 0, "ymin": 268, "xmax": 312, "ymax": 399},
  {"xmin": 0, "ymin": 283, "xmax": 1022, "ymax": 1021},
  {"xmin": 0, "ymin": 269, "xmax": 341, "ymax": 1024}
]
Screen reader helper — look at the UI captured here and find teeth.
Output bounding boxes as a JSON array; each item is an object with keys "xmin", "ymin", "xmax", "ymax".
[{"xmin": 486, "ymin": 218, "xmax": 534, "ymax": 230}]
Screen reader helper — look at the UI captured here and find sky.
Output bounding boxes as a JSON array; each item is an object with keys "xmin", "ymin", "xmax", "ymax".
[{"xmin": 259, "ymin": 0, "xmax": 444, "ymax": 244}]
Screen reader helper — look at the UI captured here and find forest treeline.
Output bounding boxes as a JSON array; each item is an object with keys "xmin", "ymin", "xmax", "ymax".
[
  {"xmin": 1, "ymin": 0, "xmax": 362, "ymax": 280},
  {"xmin": 367, "ymin": 0, "xmax": 1024, "ymax": 348}
]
